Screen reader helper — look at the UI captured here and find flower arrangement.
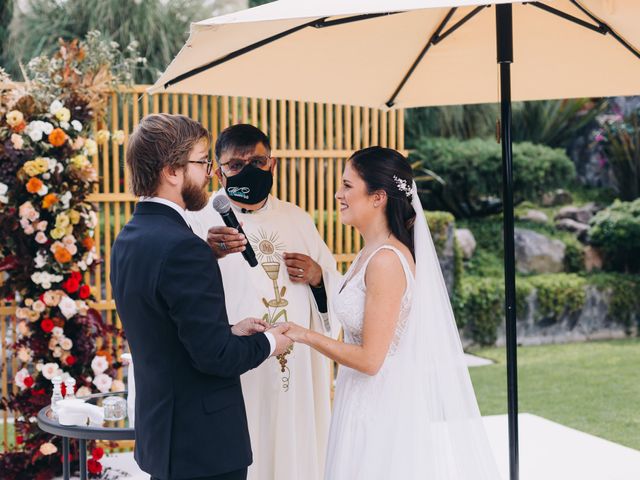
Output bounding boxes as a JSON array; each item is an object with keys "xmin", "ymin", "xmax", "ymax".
[{"xmin": 0, "ymin": 32, "xmax": 141, "ymax": 479}]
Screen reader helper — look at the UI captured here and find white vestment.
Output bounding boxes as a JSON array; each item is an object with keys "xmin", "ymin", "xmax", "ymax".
[{"xmin": 186, "ymin": 191, "xmax": 340, "ymax": 480}]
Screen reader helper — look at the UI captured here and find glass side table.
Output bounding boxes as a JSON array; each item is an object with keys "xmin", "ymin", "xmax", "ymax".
[{"xmin": 37, "ymin": 391, "xmax": 135, "ymax": 480}]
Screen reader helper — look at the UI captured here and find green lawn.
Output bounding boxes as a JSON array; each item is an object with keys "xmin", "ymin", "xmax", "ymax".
[{"xmin": 469, "ymin": 338, "xmax": 640, "ymax": 450}]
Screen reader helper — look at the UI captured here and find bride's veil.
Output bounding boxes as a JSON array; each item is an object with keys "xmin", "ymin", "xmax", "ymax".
[{"xmin": 387, "ymin": 183, "xmax": 502, "ymax": 479}]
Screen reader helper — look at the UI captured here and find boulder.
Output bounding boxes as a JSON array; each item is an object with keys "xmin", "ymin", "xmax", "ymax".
[
  {"xmin": 454, "ymin": 228, "xmax": 477, "ymax": 259},
  {"xmin": 542, "ymin": 189, "xmax": 573, "ymax": 206},
  {"xmin": 519, "ymin": 209, "xmax": 549, "ymax": 224},
  {"xmin": 555, "ymin": 218, "xmax": 590, "ymax": 236},
  {"xmin": 554, "ymin": 203, "xmax": 598, "ymax": 224},
  {"xmin": 514, "ymin": 228, "xmax": 566, "ymax": 274}
]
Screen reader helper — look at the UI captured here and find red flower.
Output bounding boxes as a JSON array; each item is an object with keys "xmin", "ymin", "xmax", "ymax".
[
  {"xmin": 87, "ymin": 459, "xmax": 103, "ymax": 475},
  {"xmin": 16, "ymin": 435, "xmax": 24, "ymax": 444},
  {"xmin": 23, "ymin": 376, "xmax": 34, "ymax": 388},
  {"xmin": 71, "ymin": 271, "xmax": 83, "ymax": 282},
  {"xmin": 66, "ymin": 355, "xmax": 77, "ymax": 366},
  {"xmin": 62, "ymin": 276, "xmax": 80, "ymax": 294},
  {"xmin": 78, "ymin": 285, "xmax": 91, "ymax": 299},
  {"xmin": 32, "ymin": 388, "xmax": 46, "ymax": 396},
  {"xmin": 91, "ymin": 447, "xmax": 104, "ymax": 460},
  {"xmin": 40, "ymin": 318, "xmax": 54, "ymax": 333}
]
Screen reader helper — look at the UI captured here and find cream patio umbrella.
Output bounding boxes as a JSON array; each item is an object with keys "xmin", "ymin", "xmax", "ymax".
[{"xmin": 150, "ymin": 2, "xmax": 640, "ymax": 479}]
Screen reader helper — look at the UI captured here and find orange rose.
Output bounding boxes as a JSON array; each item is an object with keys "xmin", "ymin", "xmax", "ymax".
[
  {"xmin": 96, "ymin": 349, "xmax": 113, "ymax": 364},
  {"xmin": 54, "ymin": 246, "xmax": 72, "ymax": 264},
  {"xmin": 26, "ymin": 177, "xmax": 43, "ymax": 194},
  {"xmin": 42, "ymin": 193, "xmax": 59, "ymax": 209},
  {"xmin": 82, "ymin": 237, "xmax": 95, "ymax": 250},
  {"xmin": 48, "ymin": 128, "xmax": 67, "ymax": 147}
]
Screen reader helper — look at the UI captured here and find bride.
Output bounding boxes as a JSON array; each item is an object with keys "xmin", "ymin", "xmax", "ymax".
[{"xmin": 284, "ymin": 147, "xmax": 501, "ymax": 479}]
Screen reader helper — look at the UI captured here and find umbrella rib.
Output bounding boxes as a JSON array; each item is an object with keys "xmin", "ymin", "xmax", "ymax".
[
  {"xmin": 529, "ymin": 1, "xmax": 640, "ymax": 60},
  {"xmin": 162, "ymin": 13, "xmax": 403, "ymax": 90},
  {"xmin": 527, "ymin": 2, "xmax": 605, "ymax": 34},
  {"xmin": 570, "ymin": 0, "xmax": 640, "ymax": 60},
  {"xmin": 163, "ymin": 17, "xmax": 326, "ymax": 89},
  {"xmin": 385, "ymin": 5, "xmax": 489, "ymax": 108}
]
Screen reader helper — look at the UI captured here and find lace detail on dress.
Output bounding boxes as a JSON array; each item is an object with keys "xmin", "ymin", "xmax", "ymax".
[{"xmin": 333, "ymin": 245, "xmax": 413, "ymax": 356}]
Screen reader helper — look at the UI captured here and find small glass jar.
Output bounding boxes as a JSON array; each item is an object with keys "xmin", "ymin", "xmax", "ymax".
[{"xmin": 102, "ymin": 395, "xmax": 127, "ymax": 421}]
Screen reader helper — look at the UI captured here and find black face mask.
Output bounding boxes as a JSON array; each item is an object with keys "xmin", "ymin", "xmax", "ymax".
[{"xmin": 223, "ymin": 164, "xmax": 273, "ymax": 205}]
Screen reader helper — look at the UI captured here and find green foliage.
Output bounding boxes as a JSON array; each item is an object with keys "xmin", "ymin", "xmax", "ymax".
[
  {"xmin": 425, "ymin": 210, "xmax": 454, "ymax": 254},
  {"xmin": 4, "ymin": 0, "xmax": 210, "ymax": 84},
  {"xmin": 453, "ymin": 276, "xmax": 503, "ymax": 344},
  {"xmin": 527, "ymin": 274, "xmax": 587, "ymax": 321},
  {"xmin": 596, "ymin": 107, "xmax": 640, "ymax": 201},
  {"xmin": 589, "ymin": 273, "xmax": 640, "ymax": 330},
  {"xmin": 562, "ymin": 236, "xmax": 584, "ymax": 273},
  {"xmin": 410, "ymin": 137, "xmax": 575, "ymax": 218},
  {"xmin": 405, "ymin": 103, "xmax": 498, "ymax": 147},
  {"xmin": 511, "ymin": 98, "xmax": 607, "ymax": 148},
  {"xmin": 588, "ymin": 199, "xmax": 640, "ymax": 272},
  {"xmin": 0, "ymin": 0, "xmax": 13, "ymax": 66}
]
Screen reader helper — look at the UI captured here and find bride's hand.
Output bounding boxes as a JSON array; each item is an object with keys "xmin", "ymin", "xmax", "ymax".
[{"xmin": 283, "ymin": 322, "xmax": 309, "ymax": 343}]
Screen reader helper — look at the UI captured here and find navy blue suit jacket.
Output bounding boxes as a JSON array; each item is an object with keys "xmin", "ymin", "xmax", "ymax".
[{"xmin": 110, "ymin": 201, "xmax": 270, "ymax": 479}]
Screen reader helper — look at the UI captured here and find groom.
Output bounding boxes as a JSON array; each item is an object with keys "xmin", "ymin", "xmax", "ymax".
[{"xmin": 111, "ymin": 113, "xmax": 292, "ymax": 480}]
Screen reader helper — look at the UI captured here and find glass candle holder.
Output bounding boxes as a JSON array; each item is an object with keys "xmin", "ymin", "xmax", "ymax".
[{"xmin": 102, "ymin": 395, "xmax": 127, "ymax": 421}]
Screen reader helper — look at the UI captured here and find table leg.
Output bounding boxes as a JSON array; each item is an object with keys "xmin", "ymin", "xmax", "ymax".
[
  {"xmin": 62, "ymin": 437, "xmax": 70, "ymax": 480},
  {"xmin": 79, "ymin": 438, "xmax": 87, "ymax": 480}
]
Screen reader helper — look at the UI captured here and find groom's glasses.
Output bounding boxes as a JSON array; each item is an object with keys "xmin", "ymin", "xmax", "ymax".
[{"xmin": 188, "ymin": 159, "xmax": 214, "ymax": 175}]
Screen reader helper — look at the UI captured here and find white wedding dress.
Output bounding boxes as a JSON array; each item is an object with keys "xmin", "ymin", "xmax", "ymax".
[{"xmin": 324, "ymin": 186, "xmax": 502, "ymax": 480}]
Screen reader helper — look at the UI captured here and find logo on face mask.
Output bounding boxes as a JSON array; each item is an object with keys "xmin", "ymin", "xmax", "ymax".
[
  {"xmin": 226, "ymin": 186, "xmax": 250, "ymax": 200},
  {"xmin": 224, "ymin": 164, "xmax": 273, "ymax": 205}
]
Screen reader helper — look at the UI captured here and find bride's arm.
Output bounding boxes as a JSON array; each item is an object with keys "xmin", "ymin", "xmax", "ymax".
[{"xmin": 287, "ymin": 250, "xmax": 406, "ymax": 376}]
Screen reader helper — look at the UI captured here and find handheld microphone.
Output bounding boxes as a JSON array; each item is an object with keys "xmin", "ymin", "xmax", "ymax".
[{"xmin": 212, "ymin": 196, "xmax": 258, "ymax": 267}]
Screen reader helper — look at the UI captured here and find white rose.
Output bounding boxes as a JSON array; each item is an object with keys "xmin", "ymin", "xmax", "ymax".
[
  {"xmin": 41, "ymin": 122, "xmax": 54, "ymax": 135},
  {"xmin": 53, "ymin": 347, "xmax": 62, "ymax": 358},
  {"xmin": 91, "ymin": 355, "xmax": 109, "ymax": 375},
  {"xmin": 37, "ymin": 184, "xmax": 48, "ymax": 196},
  {"xmin": 92, "ymin": 373, "xmax": 113, "ymax": 393},
  {"xmin": 40, "ymin": 442, "xmax": 58, "ymax": 456},
  {"xmin": 111, "ymin": 379, "xmax": 125, "ymax": 392},
  {"xmin": 59, "ymin": 191, "xmax": 72, "ymax": 209},
  {"xmin": 17, "ymin": 347, "xmax": 32, "ymax": 363},
  {"xmin": 34, "ymin": 252, "xmax": 47, "ymax": 269},
  {"xmin": 14, "ymin": 368, "xmax": 31, "ymax": 390},
  {"xmin": 41, "ymin": 362, "xmax": 60, "ymax": 380},
  {"xmin": 35, "ymin": 231, "xmax": 47, "ymax": 244},
  {"xmin": 58, "ymin": 296, "xmax": 78, "ymax": 319},
  {"xmin": 26, "ymin": 125, "xmax": 43, "ymax": 142},
  {"xmin": 71, "ymin": 120, "xmax": 83, "ymax": 132},
  {"xmin": 76, "ymin": 386, "xmax": 92, "ymax": 398},
  {"xmin": 32, "ymin": 300, "xmax": 45, "ymax": 312},
  {"xmin": 52, "ymin": 326, "xmax": 64, "ymax": 337},
  {"xmin": 59, "ymin": 337, "xmax": 73, "ymax": 350},
  {"xmin": 49, "ymin": 100, "xmax": 64, "ymax": 115},
  {"xmin": 85, "ymin": 138, "xmax": 98, "ymax": 156}
]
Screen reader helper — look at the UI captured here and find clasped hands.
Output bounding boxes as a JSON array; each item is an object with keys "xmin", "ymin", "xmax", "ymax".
[{"xmin": 231, "ymin": 318, "xmax": 310, "ymax": 356}]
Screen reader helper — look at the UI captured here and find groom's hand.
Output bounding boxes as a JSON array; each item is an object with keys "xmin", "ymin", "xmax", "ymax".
[
  {"xmin": 231, "ymin": 317, "xmax": 270, "ymax": 336},
  {"xmin": 269, "ymin": 323, "xmax": 293, "ymax": 357}
]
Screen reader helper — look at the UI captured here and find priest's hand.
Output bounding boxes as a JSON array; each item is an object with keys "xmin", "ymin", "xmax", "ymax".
[
  {"xmin": 283, "ymin": 252, "xmax": 322, "ymax": 286},
  {"xmin": 231, "ymin": 317, "xmax": 270, "ymax": 336},
  {"xmin": 206, "ymin": 226, "xmax": 247, "ymax": 258}
]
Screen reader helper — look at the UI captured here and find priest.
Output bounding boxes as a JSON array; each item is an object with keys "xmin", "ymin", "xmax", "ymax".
[{"xmin": 186, "ymin": 124, "xmax": 340, "ymax": 480}]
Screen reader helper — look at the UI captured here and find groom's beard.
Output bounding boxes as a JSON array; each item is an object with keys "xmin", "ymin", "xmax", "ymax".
[{"xmin": 182, "ymin": 175, "xmax": 209, "ymax": 211}]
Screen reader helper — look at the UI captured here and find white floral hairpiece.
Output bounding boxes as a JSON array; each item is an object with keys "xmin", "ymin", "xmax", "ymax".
[{"xmin": 393, "ymin": 175, "xmax": 414, "ymax": 198}]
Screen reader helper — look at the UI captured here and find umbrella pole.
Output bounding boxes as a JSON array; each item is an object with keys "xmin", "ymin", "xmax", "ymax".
[{"xmin": 496, "ymin": 5, "xmax": 519, "ymax": 480}]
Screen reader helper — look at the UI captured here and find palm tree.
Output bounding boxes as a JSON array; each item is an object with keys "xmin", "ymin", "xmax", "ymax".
[{"xmin": 4, "ymin": 0, "xmax": 212, "ymax": 84}]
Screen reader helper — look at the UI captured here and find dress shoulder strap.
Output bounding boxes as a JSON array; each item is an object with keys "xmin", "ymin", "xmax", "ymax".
[{"xmin": 362, "ymin": 245, "xmax": 414, "ymax": 286}]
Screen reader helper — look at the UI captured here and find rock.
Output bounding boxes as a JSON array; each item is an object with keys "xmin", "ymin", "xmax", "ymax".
[
  {"xmin": 555, "ymin": 218, "xmax": 590, "ymax": 236},
  {"xmin": 542, "ymin": 189, "xmax": 573, "ymax": 206},
  {"xmin": 519, "ymin": 209, "xmax": 549, "ymax": 224},
  {"xmin": 434, "ymin": 222, "xmax": 456, "ymax": 294},
  {"xmin": 454, "ymin": 228, "xmax": 476, "ymax": 259},
  {"xmin": 584, "ymin": 246, "xmax": 604, "ymax": 272},
  {"xmin": 554, "ymin": 204, "xmax": 596, "ymax": 224},
  {"xmin": 514, "ymin": 228, "xmax": 566, "ymax": 274}
]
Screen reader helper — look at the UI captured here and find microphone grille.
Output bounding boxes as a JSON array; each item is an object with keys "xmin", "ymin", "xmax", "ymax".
[{"xmin": 212, "ymin": 195, "xmax": 231, "ymax": 214}]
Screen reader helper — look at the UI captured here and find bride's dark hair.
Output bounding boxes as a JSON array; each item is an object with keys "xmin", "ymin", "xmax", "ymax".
[{"xmin": 348, "ymin": 146, "xmax": 416, "ymax": 258}]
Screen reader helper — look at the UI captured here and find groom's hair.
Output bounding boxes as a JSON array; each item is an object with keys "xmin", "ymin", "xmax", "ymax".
[
  {"xmin": 126, "ymin": 113, "xmax": 210, "ymax": 197},
  {"xmin": 214, "ymin": 124, "xmax": 271, "ymax": 162}
]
